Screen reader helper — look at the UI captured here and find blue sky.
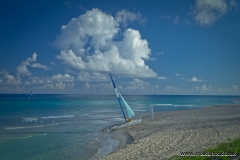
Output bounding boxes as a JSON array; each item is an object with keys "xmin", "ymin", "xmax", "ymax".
[{"xmin": 0, "ymin": 0, "xmax": 240, "ymax": 95}]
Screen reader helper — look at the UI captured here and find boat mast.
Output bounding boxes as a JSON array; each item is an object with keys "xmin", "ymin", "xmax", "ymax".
[
  {"xmin": 110, "ymin": 74, "xmax": 127, "ymax": 121},
  {"xmin": 28, "ymin": 91, "xmax": 32, "ymax": 100}
]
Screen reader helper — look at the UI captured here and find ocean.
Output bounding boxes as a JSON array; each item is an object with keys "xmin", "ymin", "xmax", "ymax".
[{"xmin": 0, "ymin": 94, "xmax": 240, "ymax": 160}]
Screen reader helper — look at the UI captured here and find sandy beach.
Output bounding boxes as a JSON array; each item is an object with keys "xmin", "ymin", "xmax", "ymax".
[{"xmin": 100, "ymin": 104, "xmax": 240, "ymax": 160}]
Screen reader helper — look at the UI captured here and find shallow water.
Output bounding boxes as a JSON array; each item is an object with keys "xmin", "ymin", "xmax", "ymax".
[{"xmin": 0, "ymin": 94, "xmax": 239, "ymax": 159}]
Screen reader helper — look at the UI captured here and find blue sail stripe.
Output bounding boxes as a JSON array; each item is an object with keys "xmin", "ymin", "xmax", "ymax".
[
  {"xmin": 110, "ymin": 74, "xmax": 126, "ymax": 121},
  {"xmin": 110, "ymin": 74, "xmax": 116, "ymax": 89}
]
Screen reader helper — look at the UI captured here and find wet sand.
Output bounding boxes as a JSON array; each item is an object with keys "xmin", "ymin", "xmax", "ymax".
[{"xmin": 100, "ymin": 104, "xmax": 240, "ymax": 160}]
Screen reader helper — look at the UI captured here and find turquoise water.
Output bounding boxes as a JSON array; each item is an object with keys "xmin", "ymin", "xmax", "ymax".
[{"xmin": 0, "ymin": 94, "xmax": 240, "ymax": 160}]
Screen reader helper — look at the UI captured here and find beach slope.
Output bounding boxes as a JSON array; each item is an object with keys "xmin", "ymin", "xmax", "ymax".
[{"xmin": 101, "ymin": 105, "xmax": 240, "ymax": 160}]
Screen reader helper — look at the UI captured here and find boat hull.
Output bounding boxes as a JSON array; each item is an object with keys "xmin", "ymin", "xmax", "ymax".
[{"xmin": 110, "ymin": 119, "xmax": 142, "ymax": 131}]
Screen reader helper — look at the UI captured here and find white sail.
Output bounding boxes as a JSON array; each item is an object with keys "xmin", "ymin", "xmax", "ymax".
[{"xmin": 118, "ymin": 92, "xmax": 135, "ymax": 119}]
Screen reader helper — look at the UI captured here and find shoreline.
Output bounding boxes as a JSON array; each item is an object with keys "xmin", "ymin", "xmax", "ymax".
[
  {"xmin": 100, "ymin": 104, "xmax": 240, "ymax": 159},
  {"xmin": 110, "ymin": 113, "xmax": 148, "ymax": 150}
]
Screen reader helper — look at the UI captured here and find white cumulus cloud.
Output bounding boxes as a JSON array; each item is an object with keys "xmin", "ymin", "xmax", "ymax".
[
  {"xmin": 195, "ymin": 84, "xmax": 209, "ymax": 91},
  {"xmin": 25, "ymin": 81, "xmax": 31, "ymax": 85},
  {"xmin": 85, "ymin": 82, "xmax": 91, "ymax": 89},
  {"xmin": 192, "ymin": 0, "xmax": 238, "ymax": 26},
  {"xmin": 51, "ymin": 74, "xmax": 75, "ymax": 82},
  {"xmin": 16, "ymin": 52, "xmax": 49, "ymax": 75},
  {"xmin": 0, "ymin": 71, "xmax": 21, "ymax": 84},
  {"xmin": 166, "ymin": 86, "xmax": 178, "ymax": 90},
  {"xmin": 201, "ymin": 84, "xmax": 209, "ymax": 91},
  {"xmin": 157, "ymin": 76, "xmax": 168, "ymax": 80},
  {"xmin": 29, "ymin": 73, "xmax": 75, "ymax": 84},
  {"xmin": 31, "ymin": 63, "xmax": 49, "ymax": 70},
  {"xmin": 188, "ymin": 77, "xmax": 204, "ymax": 82},
  {"xmin": 77, "ymin": 71, "xmax": 108, "ymax": 82},
  {"xmin": 35, "ymin": 82, "xmax": 74, "ymax": 90},
  {"xmin": 115, "ymin": 9, "xmax": 145, "ymax": 27},
  {"xmin": 53, "ymin": 8, "xmax": 157, "ymax": 81},
  {"xmin": 16, "ymin": 52, "xmax": 37, "ymax": 75},
  {"xmin": 30, "ymin": 76, "xmax": 48, "ymax": 84},
  {"xmin": 126, "ymin": 78, "xmax": 150, "ymax": 90},
  {"xmin": 232, "ymin": 85, "xmax": 238, "ymax": 90}
]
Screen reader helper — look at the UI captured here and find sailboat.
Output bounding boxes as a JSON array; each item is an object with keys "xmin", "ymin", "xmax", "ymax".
[
  {"xmin": 28, "ymin": 91, "xmax": 33, "ymax": 100},
  {"xmin": 109, "ymin": 74, "xmax": 141, "ymax": 131}
]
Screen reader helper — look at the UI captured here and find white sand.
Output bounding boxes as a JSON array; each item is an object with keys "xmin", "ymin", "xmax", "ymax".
[{"xmin": 100, "ymin": 105, "xmax": 240, "ymax": 160}]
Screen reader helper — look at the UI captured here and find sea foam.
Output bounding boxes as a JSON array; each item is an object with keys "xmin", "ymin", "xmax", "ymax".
[
  {"xmin": 40, "ymin": 115, "xmax": 75, "ymax": 119},
  {"xmin": 6, "ymin": 125, "xmax": 44, "ymax": 130}
]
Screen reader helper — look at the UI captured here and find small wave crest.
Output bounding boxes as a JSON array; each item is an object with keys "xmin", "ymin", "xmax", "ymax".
[
  {"xmin": 21, "ymin": 115, "xmax": 74, "ymax": 123},
  {"xmin": 154, "ymin": 104, "xmax": 173, "ymax": 106},
  {"xmin": 134, "ymin": 109, "xmax": 148, "ymax": 112},
  {"xmin": 152, "ymin": 104, "xmax": 194, "ymax": 108},
  {"xmin": 6, "ymin": 123, "xmax": 60, "ymax": 130},
  {"xmin": 18, "ymin": 133, "xmax": 47, "ymax": 139},
  {"xmin": 22, "ymin": 117, "xmax": 38, "ymax": 122},
  {"xmin": 40, "ymin": 115, "xmax": 75, "ymax": 119},
  {"xmin": 6, "ymin": 125, "xmax": 44, "ymax": 130}
]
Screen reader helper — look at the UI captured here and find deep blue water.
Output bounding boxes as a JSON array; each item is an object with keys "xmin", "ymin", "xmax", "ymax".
[{"xmin": 0, "ymin": 94, "xmax": 240, "ymax": 160}]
